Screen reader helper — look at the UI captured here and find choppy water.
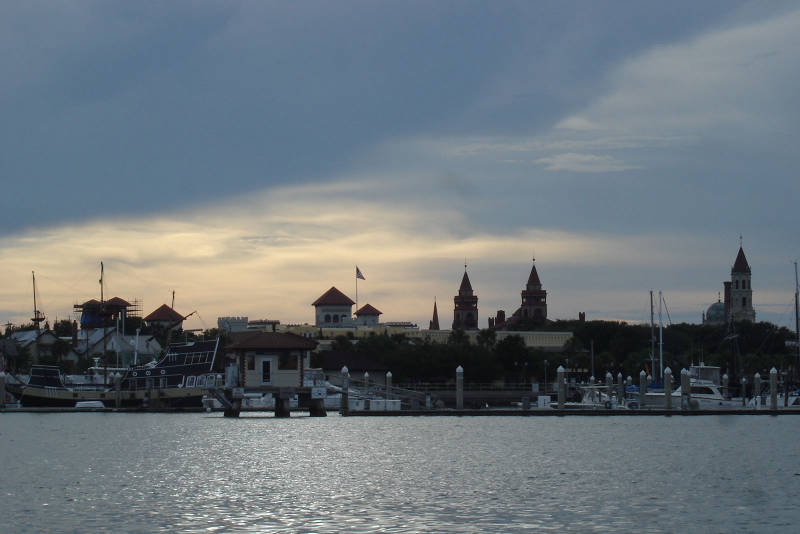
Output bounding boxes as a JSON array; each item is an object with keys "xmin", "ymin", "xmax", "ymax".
[{"xmin": 1, "ymin": 413, "xmax": 798, "ymax": 533}]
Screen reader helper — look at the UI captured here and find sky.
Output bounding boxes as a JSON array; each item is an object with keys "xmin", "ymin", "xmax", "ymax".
[{"xmin": 1, "ymin": 1, "xmax": 799, "ymax": 332}]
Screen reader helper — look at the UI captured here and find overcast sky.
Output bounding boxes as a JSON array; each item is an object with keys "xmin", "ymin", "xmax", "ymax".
[{"xmin": 1, "ymin": 1, "xmax": 799, "ymax": 332}]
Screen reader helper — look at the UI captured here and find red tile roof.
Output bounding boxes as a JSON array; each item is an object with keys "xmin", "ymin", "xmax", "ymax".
[
  {"xmin": 355, "ymin": 303, "xmax": 382, "ymax": 316},
  {"xmin": 312, "ymin": 287, "xmax": 355, "ymax": 306},
  {"xmin": 105, "ymin": 297, "xmax": 131, "ymax": 308},
  {"xmin": 227, "ymin": 332, "xmax": 317, "ymax": 350},
  {"xmin": 80, "ymin": 299, "xmax": 102, "ymax": 308},
  {"xmin": 144, "ymin": 304, "xmax": 184, "ymax": 323}
]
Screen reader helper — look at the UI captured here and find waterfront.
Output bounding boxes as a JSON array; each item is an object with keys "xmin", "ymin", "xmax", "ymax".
[{"xmin": 1, "ymin": 414, "xmax": 798, "ymax": 533}]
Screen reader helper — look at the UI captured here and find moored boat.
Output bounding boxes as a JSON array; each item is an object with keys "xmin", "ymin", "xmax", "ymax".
[{"xmin": 6, "ymin": 338, "xmax": 220, "ymax": 409}]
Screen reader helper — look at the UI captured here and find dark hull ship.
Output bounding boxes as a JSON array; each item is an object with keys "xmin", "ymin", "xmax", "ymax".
[{"xmin": 8, "ymin": 339, "xmax": 220, "ymax": 408}]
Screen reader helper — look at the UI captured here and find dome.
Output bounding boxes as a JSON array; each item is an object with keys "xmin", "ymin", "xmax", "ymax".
[{"xmin": 705, "ymin": 301, "xmax": 725, "ymax": 324}]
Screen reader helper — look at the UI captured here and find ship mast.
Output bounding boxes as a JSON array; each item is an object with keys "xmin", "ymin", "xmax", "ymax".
[
  {"xmin": 795, "ymin": 261, "xmax": 799, "ymax": 380},
  {"xmin": 31, "ymin": 271, "xmax": 45, "ymax": 332},
  {"xmin": 658, "ymin": 290, "xmax": 664, "ymax": 381},
  {"xmin": 650, "ymin": 290, "xmax": 655, "ymax": 381},
  {"xmin": 100, "ymin": 262, "xmax": 108, "ymax": 385}
]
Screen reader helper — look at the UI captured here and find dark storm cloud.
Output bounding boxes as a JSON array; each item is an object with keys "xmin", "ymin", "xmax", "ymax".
[{"xmin": 0, "ymin": 0, "xmax": 754, "ymax": 232}]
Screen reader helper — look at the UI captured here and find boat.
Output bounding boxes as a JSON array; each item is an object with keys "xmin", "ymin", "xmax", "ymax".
[{"xmin": 6, "ymin": 338, "xmax": 221, "ymax": 409}]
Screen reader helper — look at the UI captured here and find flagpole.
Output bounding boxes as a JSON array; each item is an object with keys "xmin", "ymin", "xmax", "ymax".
[{"xmin": 355, "ymin": 265, "xmax": 358, "ymax": 315}]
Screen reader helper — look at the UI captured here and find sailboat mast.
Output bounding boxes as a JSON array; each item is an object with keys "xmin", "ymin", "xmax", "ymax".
[
  {"xmin": 795, "ymin": 261, "xmax": 799, "ymax": 377},
  {"xmin": 31, "ymin": 271, "xmax": 45, "ymax": 332},
  {"xmin": 650, "ymin": 290, "xmax": 655, "ymax": 378},
  {"xmin": 100, "ymin": 261, "xmax": 107, "ymax": 385},
  {"xmin": 32, "ymin": 271, "xmax": 39, "ymax": 333},
  {"xmin": 658, "ymin": 290, "xmax": 664, "ymax": 381}
]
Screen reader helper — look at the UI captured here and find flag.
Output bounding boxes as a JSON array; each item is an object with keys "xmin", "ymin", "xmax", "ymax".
[{"xmin": 356, "ymin": 266, "xmax": 365, "ymax": 280}]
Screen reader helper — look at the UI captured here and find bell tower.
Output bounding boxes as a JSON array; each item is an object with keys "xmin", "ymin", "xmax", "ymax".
[
  {"xmin": 520, "ymin": 258, "xmax": 547, "ymax": 323},
  {"xmin": 453, "ymin": 266, "xmax": 478, "ymax": 330},
  {"xmin": 727, "ymin": 244, "xmax": 755, "ymax": 323}
]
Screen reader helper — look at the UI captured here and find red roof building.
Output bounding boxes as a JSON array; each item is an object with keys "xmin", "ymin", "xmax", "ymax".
[
  {"xmin": 354, "ymin": 303, "xmax": 382, "ymax": 327},
  {"xmin": 226, "ymin": 332, "xmax": 316, "ymax": 389},
  {"xmin": 312, "ymin": 287, "xmax": 355, "ymax": 307},
  {"xmin": 312, "ymin": 287, "xmax": 355, "ymax": 327},
  {"xmin": 144, "ymin": 304, "xmax": 184, "ymax": 324}
]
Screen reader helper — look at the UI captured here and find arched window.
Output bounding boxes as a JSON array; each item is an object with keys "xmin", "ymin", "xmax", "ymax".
[
  {"xmin": 735, "ymin": 280, "xmax": 739, "ymax": 289},
  {"xmin": 325, "ymin": 314, "xmax": 331, "ymax": 323},
  {"xmin": 333, "ymin": 315, "xmax": 339, "ymax": 323}
]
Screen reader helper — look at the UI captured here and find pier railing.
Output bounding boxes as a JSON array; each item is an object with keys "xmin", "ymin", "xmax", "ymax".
[{"xmin": 328, "ymin": 374, "xmax": 430, "ymax": 409}]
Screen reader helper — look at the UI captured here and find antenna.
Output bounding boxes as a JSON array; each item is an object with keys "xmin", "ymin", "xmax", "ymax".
[
  {"xmin": 171, "ymin": 290, "xmax": 175, "ymax": 309},
  {"xmin": 738, "ymin": 234, "xmax": 743, "ymax": 248}
]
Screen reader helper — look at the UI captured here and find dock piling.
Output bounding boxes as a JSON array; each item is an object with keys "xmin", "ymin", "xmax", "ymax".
[
  {"xmin": 617, "ymin": 372, "xmax": 624, "ymax": 407},
  {"xmin": 605, "ymin": 372, "xmax": 613, "ymax": 406},
  {"xmin": 114, "ymin": 372, "xmax": 122, "ymax": 409},
  {"xmin": 341, "ymin": 366, "xmax": 350, "ymax": 415},
  {"xmin": 754, "ymin": 373, "xmax": 761, "ymax": 409},
  {"xmin": 664, "ymin": 367, "xmax": 672, "ymax": 410},
  {"xmin": 386, "ymin": 371, "xmax": 392, "ymax": 401},
  {"xmin": 0, "ymin": 372, "xmax": 6, "ymax": 407},
  {"xmin": 741, "ymin": 377, "xmax": 746, "ymax": 407},
  {"xmin": 456, "ymin": 365, "xmax": 464, "ymax": 409},
  {"xmin": 639, "ymin": 370, "xmax": 646, "ymax": 407},
  {"xmin": 680, "ymin": 368, "xmax": 691, "ymax": 410},
  {"xmin": 557, "ymin": 366, "xmax": 565, "ymax": 410},
  {"xmin": 770, "ymin": 368, "xmax": 778, "ymax": 411}
]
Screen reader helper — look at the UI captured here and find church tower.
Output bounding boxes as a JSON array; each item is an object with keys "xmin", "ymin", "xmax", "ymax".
[
  {"xmin": 727, "ymin": 246, "xmax": 755, "ymax": 323},
  {"xmin": 520, "ymin": 258, "xmax": 547, "ymax": 323},
  {"xmin": 452, "ymin": 268, "xmax": 478, "ymax": 330},
  {"xmin": 429, "ymin": 300, "xmax": 440, "ymax": 330}
]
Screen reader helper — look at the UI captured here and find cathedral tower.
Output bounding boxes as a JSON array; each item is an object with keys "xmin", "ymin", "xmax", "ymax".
[
  {"xmin": 452, "ymin": 268, "xmax": 478, "ymax": 330},
  {"xmin": 519, "ymin": 258, "xmax": 547, "ymax": 323},
  {"xmin": 429, "ymin": 300, "xmax": 440, "ymax": 330},
  {"xmin": 727, "ymin": 246, "xmax": 755, "ymax": 323}
]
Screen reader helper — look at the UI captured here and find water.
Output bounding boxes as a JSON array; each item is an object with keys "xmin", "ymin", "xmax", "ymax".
[{"xmin": 1, "ymin": 413, "xmax": 798, "ymax": 533}]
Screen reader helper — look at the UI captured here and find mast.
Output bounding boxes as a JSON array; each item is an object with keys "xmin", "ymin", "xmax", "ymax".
[
  {"xmin": 650, "ymin": 290, "xmax": 655, "ymax": 380},
  {"xmin": 100, "ymin": 262, "xmax": 107, "ymax": 385},
  {"xmin": 658, "ymin": 290, "xmax": 664, "ymax": 381},
  {"xmin": 31, "ymin": 271, "xmax": 46, "ymax": 332},
  {"xmin": 795, "ymin": 261, "xmax": 799, "ymax": 379}
]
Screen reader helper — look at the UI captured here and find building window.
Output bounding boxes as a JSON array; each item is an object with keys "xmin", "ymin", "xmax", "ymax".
[
  {"xmin": 742, "ymin": 297, "xmax": 747, "ymax": 307},
  {"xmin": 279, "ymin": 353, "xmax": 298, "ymax": 370},
  {"xmin": 247, "ymin": 355, "xmax": 255, "ymax": 370},
  {"xmin": 333, "ymin": 315, "xmax": 339, "ymax": 323},
  {"xmin": 261, "ymin": 360, "xmax": 272, "ymax": 384},
  {"xmin": 735, "ymin": 280, "xmax": 739, "ymax": 289},
  {"xmin": 325, "ymin": 314, "xmax": 331, "ymax": 323}
]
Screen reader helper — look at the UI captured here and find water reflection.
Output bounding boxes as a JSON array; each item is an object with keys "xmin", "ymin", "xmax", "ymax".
[{"xmin": 0, "ymin": 414, "xmax": 798, "ymax": 532}]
